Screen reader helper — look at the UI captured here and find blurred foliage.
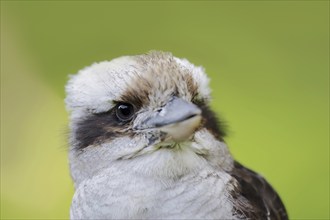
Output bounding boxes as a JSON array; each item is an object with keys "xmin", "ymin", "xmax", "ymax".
[{"xmin": 1, "ymin": 1, "xmax": 329, "ymax": 219}]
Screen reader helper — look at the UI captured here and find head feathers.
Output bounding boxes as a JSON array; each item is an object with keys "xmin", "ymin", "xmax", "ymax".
[{"xmin": 65, "ymin": 51, "xmax": 210, "ymax": 117}]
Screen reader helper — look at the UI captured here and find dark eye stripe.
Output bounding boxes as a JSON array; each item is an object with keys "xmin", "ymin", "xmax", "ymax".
[
  {"xmin": 195, "ymin": 101, "xmax": 227, "ymax": 141},
  {"xmin": 73, "ymin": 109, "xmax": 134, "ymax": 151},
  {"xmin": 73, "ymin": 101, "xmax": 227, "ymax": 151}
]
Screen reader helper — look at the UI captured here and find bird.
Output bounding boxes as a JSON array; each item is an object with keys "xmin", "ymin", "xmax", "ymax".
[{"xmin": 65, "ymin": 51, "xmax": 288, "ymax": 219}]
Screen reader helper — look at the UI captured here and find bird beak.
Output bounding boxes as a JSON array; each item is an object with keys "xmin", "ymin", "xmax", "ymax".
[{"xmin": 136, "ymin": 97, "xmax": 202, "ymax": 142}]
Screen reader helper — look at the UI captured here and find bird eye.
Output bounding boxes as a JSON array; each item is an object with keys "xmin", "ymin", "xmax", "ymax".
[{"xmin": 115, "ymin": 103, "xmax": 135, "ymax": 122}]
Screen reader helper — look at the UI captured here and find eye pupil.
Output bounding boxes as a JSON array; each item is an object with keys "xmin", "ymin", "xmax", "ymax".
[
  {"xmin": 118, "ymin": 105, "xmax": 131, "ymax": 116},
  {"xmin": 116, "ymin": 103, "xmax": 134, "ymax": 121}
]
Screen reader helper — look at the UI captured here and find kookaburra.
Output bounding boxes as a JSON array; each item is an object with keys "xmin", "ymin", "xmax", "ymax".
[{"xmin": 65, "ymin": 51, "xmax": 288, "ymax": 219}]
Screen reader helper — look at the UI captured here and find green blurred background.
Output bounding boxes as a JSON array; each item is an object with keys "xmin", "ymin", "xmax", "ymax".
[{"xmin": 1, "ymin": 1, "xmax": 329, "ymax": 219}]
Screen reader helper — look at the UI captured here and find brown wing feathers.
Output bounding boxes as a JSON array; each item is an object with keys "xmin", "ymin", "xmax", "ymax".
[{"xmin": 229, "ymin": 161, "xmax": 288, "ymax": 220}]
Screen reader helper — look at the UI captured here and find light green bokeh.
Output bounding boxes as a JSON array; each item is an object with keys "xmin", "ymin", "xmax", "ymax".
[{"xmin": 1, "ymin": 1, "xmax": 329, "ymax": 219}]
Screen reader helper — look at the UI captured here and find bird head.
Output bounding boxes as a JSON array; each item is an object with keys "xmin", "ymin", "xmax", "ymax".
[{"xmin": 66, "ymin": 51, "xmax": 232, "ymax": 186}]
